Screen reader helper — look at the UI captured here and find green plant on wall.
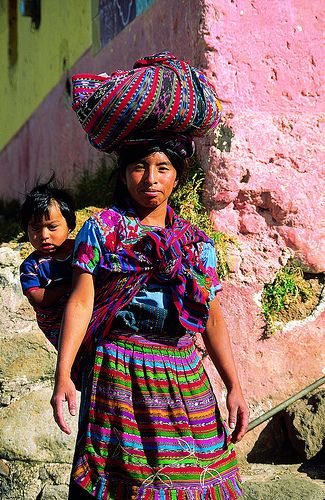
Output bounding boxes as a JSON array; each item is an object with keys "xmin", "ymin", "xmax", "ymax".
[
  {"xmin": 73, "ymin": 158, "xmax": 118, "ymax": 209},
  {"xmin": 170, "ymin": 163, "xmax": 237, "ymax": 279},
  {"xmin": 261, "ymin": 259, "xmax": 314, "ymax": 336},
  {"xmin": 1, "ymin": 158, "xmax": 236, "ymax": 279}
]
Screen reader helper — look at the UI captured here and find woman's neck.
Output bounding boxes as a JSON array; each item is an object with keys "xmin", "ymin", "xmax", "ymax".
[{"xmin": 135, "ymin": 202, "xmax": 168, "ymax": 227}]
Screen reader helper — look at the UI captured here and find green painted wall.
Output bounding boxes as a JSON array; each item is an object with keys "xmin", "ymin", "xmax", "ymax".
[{"xmin": 0, "ymin": 0, "xmax": 92, "ymax": 151}]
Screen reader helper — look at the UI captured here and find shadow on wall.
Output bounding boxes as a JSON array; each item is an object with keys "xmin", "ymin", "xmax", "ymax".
[
  {"xmin": 247, "ymin": 413, "xmax": 299, "ymax": 465},
  {"xmin": 247, "ymin": 402, "xmax": 325, "ymax": 481}
]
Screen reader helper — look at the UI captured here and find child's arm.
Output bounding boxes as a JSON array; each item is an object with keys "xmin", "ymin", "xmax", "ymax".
[
  {"xmin": 51, "ymin": 267, "xmax": 95, "ymax": 434},
  {"xmin": 202, "ymin": 297, "xmax": 249, "ymax": 443},
  {"xmin": 26, "ymin": 284, "xmax": 71, "ymax": 308}
]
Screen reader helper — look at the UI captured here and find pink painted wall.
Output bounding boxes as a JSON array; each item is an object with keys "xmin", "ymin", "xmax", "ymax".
[
  {"xmin": 199, "ymin": 0, "xmax": 325, "ymax": 455},
  {"xmin": 1, "ymin": 0, "xmax": 324, "ymax": 456}
]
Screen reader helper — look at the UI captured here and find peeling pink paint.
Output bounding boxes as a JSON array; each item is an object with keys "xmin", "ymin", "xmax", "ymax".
[{"xmin": 200, "ymin": 0, "xmax": 325, "ymax": 453}]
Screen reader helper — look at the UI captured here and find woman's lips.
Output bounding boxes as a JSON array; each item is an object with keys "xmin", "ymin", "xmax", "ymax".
[{"xmin": 143, "ymin": 190, "xmax": 160, "ymax": 197}]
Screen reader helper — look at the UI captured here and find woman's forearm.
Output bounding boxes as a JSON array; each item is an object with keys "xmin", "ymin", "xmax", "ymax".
[
  {"xmin": 56, "ymin": 301, "xmax": 92, "ymax": 378},
  {"xmin": 51, "ymin": 270, "xmax": 95, "ymax": 434},
  {"xmin": 202, "ymin": 298, "xmax": 242, "ymax": 391},
  {"xmin": 203, "ymin": 297, "xmax": 249, "ymax": 442},
  {"xmin": 55, "ymin": 270, "xmax": 95, "ymax": 380}
]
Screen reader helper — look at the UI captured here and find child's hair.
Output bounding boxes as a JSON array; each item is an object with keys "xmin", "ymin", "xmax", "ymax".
[{"xmin": 21, "ymin": 174, "xmax": 76, "ymax": 234}]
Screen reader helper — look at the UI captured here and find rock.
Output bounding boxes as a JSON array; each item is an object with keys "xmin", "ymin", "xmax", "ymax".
[
  {"xmin": 278, "ymin": 226, "xmax": 325, "ymax": 273},
  {"xmin": 0, "ymin": 247, "xmax": 22, "ymax": 269},
  {"xmin": 39, "ymin": 485, "xmax": 69, "ymax": 500},
  {"xmin": 0, "ymin": 459, "xmax": 10, "ymax": 476},
  {"xmin": 0, "ymin": 331, "xmax": 56, "ymax": 384},
  {"xmin": 284, "ymin": 388, "xmax": 325, "ymax": 460},
  {"xmin": 0, "ymin": 248, "xmax": 25, "ymax": 315},
  {"xmin": 0, "ymin": 461, "xmax": 43, "ymax": 500},
  {"xmin": 243, "ymin": 478, "xmax": 325, "ymax": 500},
  {"xmin": 240, "ymin": 463, "xmax": 325, "ymax": 500},
  {"xmin": 0, "ymin": 461, "xmax": 71, "ymax": 500},
  {"xmin": 239, "ymin": 210, "xmax": 267, "ymax": 235},
  {"xmin": 0, "ymin": 387, "xmax": 79, "ymax": 462}
]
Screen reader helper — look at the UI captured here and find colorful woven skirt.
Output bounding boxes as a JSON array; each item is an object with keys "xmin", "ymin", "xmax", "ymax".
[{"xmin": 72, "ymin": 331, "xmax": 242, "ymax": 499}]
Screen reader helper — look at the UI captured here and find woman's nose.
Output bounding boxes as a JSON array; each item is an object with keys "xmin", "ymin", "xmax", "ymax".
[{"xmin": 146, "ymin": 166, "xmax": 157, "ymax": 184}]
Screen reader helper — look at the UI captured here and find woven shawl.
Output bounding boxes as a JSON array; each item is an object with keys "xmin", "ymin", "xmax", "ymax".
[{"xmin": 71, "ymin": 204, "xmax": 219, "ymax": 388}]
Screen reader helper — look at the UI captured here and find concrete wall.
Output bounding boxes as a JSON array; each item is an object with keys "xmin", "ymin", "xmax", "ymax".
[{"xmin": 0, "ymin": 0, "xmax": 91, "ymax": 151}]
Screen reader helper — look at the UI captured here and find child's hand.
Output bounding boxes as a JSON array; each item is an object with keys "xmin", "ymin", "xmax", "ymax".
[{"xmin": 50, "ymin": 376, "xmax": 76, "ymax": 434}]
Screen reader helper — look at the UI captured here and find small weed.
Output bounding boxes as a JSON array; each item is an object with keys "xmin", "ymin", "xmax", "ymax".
[
  {"xmin": 214, "ymin": 124, "xmax": 234, "ymax": 153},
  {"xmin": 261, "ymin": 259, "xmax": 317, "ymax": 336},
  {"xmin": 170, "ymin": 163, "xmax": 237, "ymax": 279},
  {"xmin": 0, "ymin": 199, "xmax": 24, "ymax": 244},
  {"xmin": 73, "ymin": 157, "xmax": 118, "ymax": 209}
]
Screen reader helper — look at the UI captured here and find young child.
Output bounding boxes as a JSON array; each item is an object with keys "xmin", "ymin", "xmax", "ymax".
[{"xmin": 20, "ymin": 177, "xmax": 76, "ymax": 349}]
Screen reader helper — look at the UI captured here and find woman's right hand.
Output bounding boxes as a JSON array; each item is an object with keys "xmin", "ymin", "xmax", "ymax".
[
  {"xmin": 50, "ymin": 270, "xmax": 95, "ymax": 434},
  {"xmin": 50, "ymin": 376, "xmax": 77, "ymax": 434}
]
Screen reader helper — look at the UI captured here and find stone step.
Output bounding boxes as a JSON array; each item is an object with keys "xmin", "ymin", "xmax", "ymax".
[{"xmin": 240, "ymin": 462, "xmax": 325, "ymax": 500}]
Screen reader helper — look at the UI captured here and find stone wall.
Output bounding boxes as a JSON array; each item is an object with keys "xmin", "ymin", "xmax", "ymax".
[
  {"xmin": 0, "ymin": 247, "xmax": 78, "ymax": 499},
  {"xmin": 0, "ymin": 245, "xmax": 323, "ymax": 497}
]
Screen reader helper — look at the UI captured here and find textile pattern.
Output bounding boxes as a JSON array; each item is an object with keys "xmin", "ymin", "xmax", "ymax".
[
  {"xmin": 72, "ymin": 331, "xmax": 242, "ymax": 499},
  {"xmin": 71, "ymin": 204, "xmax": 221, "ymax": 389},
  {"xmin": 71, "ymin": 52, "xmax": 222, "ymax": 154},
  {"xmin": 19, "ymin": 251, "xmax": 72, "ymax": 348}
]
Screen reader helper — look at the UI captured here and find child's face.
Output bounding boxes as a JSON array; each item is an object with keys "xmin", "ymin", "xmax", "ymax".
[{"xmin": 27, "ymin": 202, "xmax": 70, "ymax": 255}]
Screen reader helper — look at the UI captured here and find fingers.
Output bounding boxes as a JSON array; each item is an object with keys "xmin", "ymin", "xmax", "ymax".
[
  {"xmin": 51, "ymin": 394, "xmax": 71, "ymax": 434},
  {"xmin": 50, "ymin": 380, "xmax": 76, "ymax": 434},
  {"xmin": 230, "ymin": 407, "xmax": 249, "ymax": 443},
  {"xmin": 68, "ymin": 397, "xmax": 77, "ymax": 417},
  {"xmin": 228, "ymin": 411, "xmax": 237, "ymax": 431}
]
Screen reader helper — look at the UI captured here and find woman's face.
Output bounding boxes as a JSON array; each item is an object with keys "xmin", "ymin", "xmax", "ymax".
[{"xmin": 123, "ymin": 151, "xmax": 178, "ymax": 212}]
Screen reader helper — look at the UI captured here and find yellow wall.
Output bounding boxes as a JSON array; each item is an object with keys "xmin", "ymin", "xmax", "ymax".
[{"xmin": 0, "ymin": 0, "xmax": 92, "ymax": 151}]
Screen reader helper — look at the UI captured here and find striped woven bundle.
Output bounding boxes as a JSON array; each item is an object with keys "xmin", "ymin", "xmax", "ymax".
[
  {"xmin": 71, "ymin": 52, "xmax": 222, "ymax": 155},
  {"xmin": 72, "ymin": 332, "xmax": 242, "ymax": 499}
]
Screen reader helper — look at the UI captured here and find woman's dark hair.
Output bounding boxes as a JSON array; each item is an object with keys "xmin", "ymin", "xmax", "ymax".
[
  {"xmin": 113, "ymin": 143, "xmax": 189, "ymax": 206},
  {"xmin": 21, "ymin": 174, "xmax": 76, "ymax": 234}
]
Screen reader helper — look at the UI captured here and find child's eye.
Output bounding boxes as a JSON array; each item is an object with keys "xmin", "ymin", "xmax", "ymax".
[{"xmin": 49, "ymin": 225, "xmax": 59, "ymax": 231}]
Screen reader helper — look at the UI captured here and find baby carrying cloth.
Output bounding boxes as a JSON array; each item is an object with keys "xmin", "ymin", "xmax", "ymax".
[{"xmin": 71, "ymin": 203, "xmax": 221, "ymax": 387}]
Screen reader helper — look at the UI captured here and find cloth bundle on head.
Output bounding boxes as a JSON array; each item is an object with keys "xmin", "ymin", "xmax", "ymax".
[{"xmin": 71, "ymin": 52, "xmax": 221, "ymax": 158}]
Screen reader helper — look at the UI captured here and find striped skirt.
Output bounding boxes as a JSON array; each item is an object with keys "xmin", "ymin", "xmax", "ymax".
[{"xmin": 72, "ymin": 331, "xmax": 242, "ymax": 499}]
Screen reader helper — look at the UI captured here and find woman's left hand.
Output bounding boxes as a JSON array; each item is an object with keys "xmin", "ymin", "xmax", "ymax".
[{"xmin": 226, "ymin": 386, "xmax": 249, "ymax": 443}]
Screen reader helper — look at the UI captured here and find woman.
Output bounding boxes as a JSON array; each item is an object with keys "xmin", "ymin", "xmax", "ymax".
[{"xmin": 52, "ymin": 53, "xmax": 249, "ymax": 499}]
